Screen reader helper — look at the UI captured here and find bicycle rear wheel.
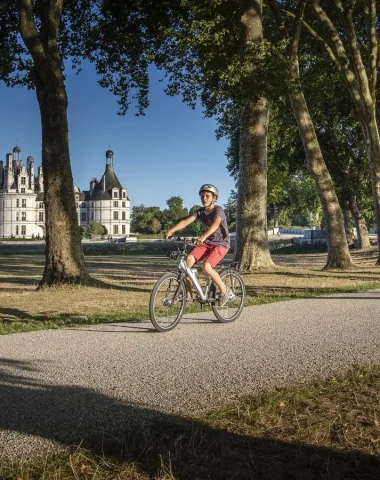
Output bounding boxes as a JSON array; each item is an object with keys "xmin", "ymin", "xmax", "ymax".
[
  {"xmin": 149, "ymin": 272, "xmax": 186, "ymax": 332},
  {"xmin": 212, "ymin": 270, "xmax": 245, "ymax": 323}
]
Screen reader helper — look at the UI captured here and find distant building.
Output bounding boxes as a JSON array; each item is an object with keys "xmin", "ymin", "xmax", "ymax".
[{"xmin": 0, "ymin": 146, "xmax": 130, "ymax": 238}]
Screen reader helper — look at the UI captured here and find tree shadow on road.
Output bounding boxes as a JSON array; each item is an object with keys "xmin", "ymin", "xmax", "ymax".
[{"xmin": 0, "ymin": 358, "xmax": 379, "ymax": 479}]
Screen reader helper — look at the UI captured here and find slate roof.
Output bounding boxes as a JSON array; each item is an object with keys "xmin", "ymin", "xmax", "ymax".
[{"xmin": 90, "ymin": 164, "xmax": 123, "ymax": 200}]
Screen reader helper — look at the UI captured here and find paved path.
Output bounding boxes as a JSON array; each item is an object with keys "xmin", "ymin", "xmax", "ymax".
[{"xmin": 1, "ymin": 290, "xmax": 380, "ymax": 460}]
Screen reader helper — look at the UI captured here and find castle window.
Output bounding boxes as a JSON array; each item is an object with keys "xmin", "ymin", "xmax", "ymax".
[
  {"xmin": 21, "ymin": 225, "xmax": 26, "ymax": 236},
  {"xmin": 113, "ymin": 211, "xmax": 118, "ymax": 220},
  {"xmin": 113, "ymin": 201, "xmax": 118, "ymax": 207},
  {"xmin": 39, "ymin": 212, "xmax": 44, "ymax": 222},
  {"xmin": 91, "ymin": 212, "xmax": 94, "ymax": 221},
  {"xmin": 21, "ymin": 212, "xmax": 26, "ymax": 221},
  {"xmin": 81, "ymin": 202, "xmax": 86, "ymax": 208},
  {"xmin": 113, "ymin": 225, "xmax": 119, "ymax": 234},
  {"xmin": 122, "ymin": 211, "xmax": 126, "ymax": 220},
  {"xmin": 22, "ymin": 199, "xmax": 26, "ymax": 208},
  {"xmin": 16, "ymin": 199, "xmax": 19, "ymax": 208},
  {"xmin": 113, "ymin": 191, "xmax": 118, "ymax": 198},
  {"xmin": 123, "ymin": 192, "xmax": 126, "ymax": 198},
  {"xmin": 21, "ymin": 188, "xmax": 25, "ymax": 193},
  {"xmin": 16, "ymin": 213, "xmax": 19, "ymax": 221},
  {"xmin": 122, "ymin": 201, "xmax": 126, "ymax": 208},
  {"xmin": 16, "ymin": 226, "xmax": 19, "ymax": 235},
  {"xmin": 122, "ymin": 225, "xmax": 126, "ymax": 234},
  {"xmin": 21, "ymin": 177, "xmax": 26, "ymax": 185},
  {"xmin": 81, "ymin": 212, "xmax": 86, "ymax": 222},
  {"xmin": 39, "ymin": 202, "xmax": 44, "ymax": 209}
]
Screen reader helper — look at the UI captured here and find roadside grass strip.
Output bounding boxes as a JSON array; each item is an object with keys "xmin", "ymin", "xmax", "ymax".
[{"xmin": 1, "ymin": 365, "xmax": 379, "ymax": 479}]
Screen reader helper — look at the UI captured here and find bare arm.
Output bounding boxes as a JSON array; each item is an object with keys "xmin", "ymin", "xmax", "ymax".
[
  {"xmin": 165, "ymin": 215, "xmax": 196, "ymax": 239},
  {"xmin": 197, "ymin": 217, "xmax": 222, "ymax": 244}
]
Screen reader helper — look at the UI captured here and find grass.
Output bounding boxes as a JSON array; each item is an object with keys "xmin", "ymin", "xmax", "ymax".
[
  {"xmin": 1, "ymin": 243, "xmax": 380, "ymax": 478},
  {"xmin": 1, "ymin": 364, "xmax": 379, "ymax": 479},
  {"xmin": 0, "ymin": 243, "xmax": 380, "ymax": 334}
]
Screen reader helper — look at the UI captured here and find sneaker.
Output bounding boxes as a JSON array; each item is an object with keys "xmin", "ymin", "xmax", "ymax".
[{"xmin": 219, "ymin": 287, "xmax": 232, "ymax": 306}]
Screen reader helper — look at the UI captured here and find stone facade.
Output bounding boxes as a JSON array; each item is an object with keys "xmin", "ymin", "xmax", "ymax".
[{"xmin": 0, "ymin": 146, "xmax": 130, "ymax": 238}]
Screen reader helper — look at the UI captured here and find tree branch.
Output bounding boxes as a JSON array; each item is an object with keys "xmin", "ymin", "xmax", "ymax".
[
  {"xmin": 281, "ymin": 7, "xmax": 341, "ymax": 72},
  {"xmin": 335, "ymin": 1, "xmax": 372, "ymax": 107},
  {"xmin": 310, "ymin": 1, "xmax": 365, "ymax": 116},
  {"xmin": 16, "ymin": 0, "xmax": 46, "ymax": 64},
  {"xmin": 369, "ymin": 0, "xmax": 377, "ymax": 105}
]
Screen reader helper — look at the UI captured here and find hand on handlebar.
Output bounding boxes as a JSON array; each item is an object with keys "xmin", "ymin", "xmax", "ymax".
[{"xmin": 194, "ymin": 238, "xmax": 204, "ymax": 247}]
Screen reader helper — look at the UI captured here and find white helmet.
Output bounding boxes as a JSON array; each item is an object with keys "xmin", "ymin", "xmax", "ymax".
[{"xmin": 199, "ymin": 184, "xmax": 219, "ymax": 200}]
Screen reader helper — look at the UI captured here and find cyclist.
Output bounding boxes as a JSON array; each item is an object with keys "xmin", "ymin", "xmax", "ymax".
[{"xmin": 165, "ymin": 184, "xmax": 231, "ymax": 306}]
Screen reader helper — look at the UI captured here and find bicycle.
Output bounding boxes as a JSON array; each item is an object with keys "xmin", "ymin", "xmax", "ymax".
[{"xmin": 149, "ymin": 237, "xmax": 246, "ymax": 332}]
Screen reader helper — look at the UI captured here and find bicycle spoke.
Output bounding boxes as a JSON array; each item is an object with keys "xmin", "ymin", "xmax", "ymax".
[
  {"xmin": 212, "ymin": 271, "xmax": 245, "ymax": 323},
  {"xmin": 149, "ymin": 273, "xmax": 186, "ymax": 331}
]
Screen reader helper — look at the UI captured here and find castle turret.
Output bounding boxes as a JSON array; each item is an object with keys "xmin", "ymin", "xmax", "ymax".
[{"xmin": 27, "ymin": 156, "xmax": 35, "ymax": 190}]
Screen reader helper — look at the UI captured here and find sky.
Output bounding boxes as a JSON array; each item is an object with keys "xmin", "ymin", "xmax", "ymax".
[{"xmin": 0, "ymin": 62, "xmax": 236, "ymax": 211}]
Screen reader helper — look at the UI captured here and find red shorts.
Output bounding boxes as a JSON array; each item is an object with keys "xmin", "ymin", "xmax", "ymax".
[{"xmin": 189, "ymin": 243, "xmax": 229, "ymax": 268}]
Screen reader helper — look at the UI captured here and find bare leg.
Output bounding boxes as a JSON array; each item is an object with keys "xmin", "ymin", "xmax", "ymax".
[
  {"xmin": 185, "ymin": 254, "xmax": 196, "ymax": 297},
  {"xmin": 203, "ymin": 261, "xmax": 226, "ymax": 294}
]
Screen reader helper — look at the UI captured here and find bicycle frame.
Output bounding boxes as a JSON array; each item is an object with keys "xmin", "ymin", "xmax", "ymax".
[
  {"xmin": 168, "ymin": 238, "xmax": 229, "ymax": 304},
  {"xmin": 149, "ymin": 237, "xmax": 246, "ymax": 331}
]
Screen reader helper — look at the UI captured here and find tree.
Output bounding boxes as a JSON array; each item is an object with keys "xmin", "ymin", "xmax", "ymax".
[
  {"xmin": 0, "ymin": 0, "xmax": 151, "ymax": 286},
  {"xmin": 288, "ymin": 175, "xmax": 323, "ymax": 228},
  {"xmin": 131, "ymin": 205, "xmax": 161, "ymax": 234},
  {"xmin": 266, "ymin": 0, "xmax": 354, "ymax": 268},
  {"xmin": 86, "ymin": 222, "xmax": 107, "ymax": 236},
  {"xmin": 163, "ymin": 196, "xmax": 188, "ymax": 226},
  {"xmin": 286, "ymin": 1, "xmax": 380, "ymax": 260}
]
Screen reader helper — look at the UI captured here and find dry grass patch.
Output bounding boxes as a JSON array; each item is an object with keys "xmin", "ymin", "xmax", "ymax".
[
  {"xmin": 0, "ymin": 246, "xmax": 379, "ymax": 333},
  {"xmin": 2, "ymin": 365, "xmax": 380, "ymax": 479}
]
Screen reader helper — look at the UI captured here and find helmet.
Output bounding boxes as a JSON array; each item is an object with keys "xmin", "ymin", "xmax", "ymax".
[{"xmin": 199, "ymin": 184, "xmax": 219, "ymax": 200}]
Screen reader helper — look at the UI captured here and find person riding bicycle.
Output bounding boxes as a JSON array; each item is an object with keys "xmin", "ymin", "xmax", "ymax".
[{"xmin": 165, "ymin": 184, "xmax": 231, "ymax": 306}]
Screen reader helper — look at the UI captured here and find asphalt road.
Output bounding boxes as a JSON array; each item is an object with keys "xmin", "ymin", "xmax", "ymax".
[{"xmin": 1, "ymin": 290, "xmax": 380, "ymax": 460}]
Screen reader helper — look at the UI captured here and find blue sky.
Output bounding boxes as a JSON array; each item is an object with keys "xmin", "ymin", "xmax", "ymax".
[{"xmin": 0, "ymin": 62, "xmax": 235, "ymax": 211}]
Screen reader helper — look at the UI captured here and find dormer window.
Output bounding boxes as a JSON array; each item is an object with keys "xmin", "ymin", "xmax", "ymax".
[{"xmin": 113, "ymin": 191, "xmax": 118, "ymax": 198}]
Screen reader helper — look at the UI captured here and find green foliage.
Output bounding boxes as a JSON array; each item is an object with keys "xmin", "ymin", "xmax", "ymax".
[
  {"xmin": 0, "ymin": 0, "xmax": 154, "ymax": 115},
  {"xmin": 85, "ymin": 222, "xmax": 107, "ymax": 236}
]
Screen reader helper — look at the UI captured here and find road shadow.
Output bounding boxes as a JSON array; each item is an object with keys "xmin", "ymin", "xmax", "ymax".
[{"xmin": 0, "ymin": 358, "xmax": 379, "ymax": 479}]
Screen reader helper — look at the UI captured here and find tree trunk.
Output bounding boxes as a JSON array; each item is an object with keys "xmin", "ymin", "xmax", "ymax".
[
  {"xmin": 273, "ymin": 203, "xmax": 279, "ymax": 228},
  {"xmin": 343, "ymin": 210, "xmax": 354, "ymax": 246},
  {"xmin": 349, "ymin": 197, "xmax": 371, "ymax": 250},
  {"xmin": 235, "ymin": 98, "xmax": 274, "ymax": 269},
  {"xmin": 308, "ymin": 1, "xmax": 380, "ymax": 262},
  {"xmin": 16, "ymin": 0, "xmax": 89, "ymax": 287},
  {"xmin": 235, "ymin": 0, "xmax": 274, "ymax": 270},
  {"xmin": 289, "ymin": 88, "xmax": 354, "ymax": 269},
  {"xmin": 363, "ymin": 115, "xmax": 380, "ymax": 258},
  {"xmin": 36, "ymin": 75, "xmax": 89, "ymax": 287}
]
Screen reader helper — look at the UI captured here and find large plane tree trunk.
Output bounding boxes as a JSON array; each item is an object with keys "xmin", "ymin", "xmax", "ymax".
[
  {"xmin": 287, "ymin": 2, "xmax": 354, "ymax": 269},
  {"xmin": 309, "ymin": 1, "xmax": 380, "ymax": 262},
  {"xmin": 236, "ymin": 97, "xmax": 274, "ymax": 269},
  {"xmin": 17, "ymin": 0, "xmax": 89, "ymax": 287},
  {"xmin": 289, "ymin": 87, "xmax": 353, "ymax": 268},
  {"xmin": 235, "ymin": 0, "xmax": 274, "ymax": 270}
]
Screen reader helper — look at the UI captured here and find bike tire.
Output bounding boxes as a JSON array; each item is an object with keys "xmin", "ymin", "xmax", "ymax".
[
  {"xmin": 212, "ymin": 270, "xmax": 246, "ymax": 323},
  {"xmin": 149, "ymin": 272, "xmax": 187, "ymax": 332}
]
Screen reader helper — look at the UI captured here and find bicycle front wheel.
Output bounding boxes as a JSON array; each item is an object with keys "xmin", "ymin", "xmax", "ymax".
[
  {"xmin": 149, "ymin": 272, "xmax": 186, "ymax": 332},
  {"xmin": 212, "ymin": 270, "xmax": 246, "ymax": 323}
]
